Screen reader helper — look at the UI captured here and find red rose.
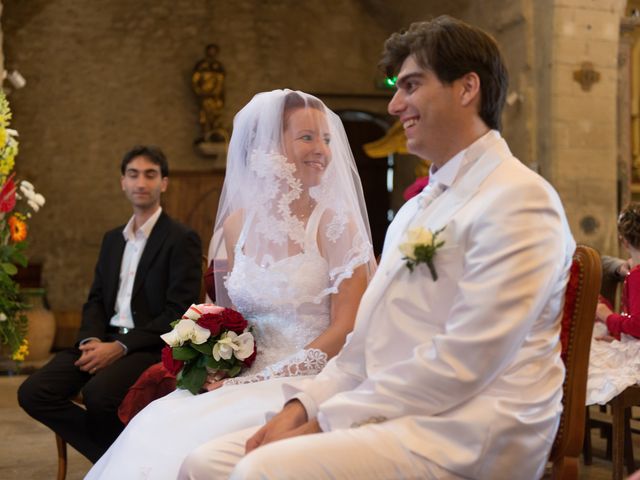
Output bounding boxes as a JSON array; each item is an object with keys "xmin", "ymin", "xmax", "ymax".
[
  {"xmin": 220, "ymin": 309, "xmax": 247, "ymax": 334},
  {"xmin": 197, "ymin": 313, "xmax": 224, "ymax": 336},
  {"xmin": 161, "ymin": 345, "xmax": 184, "ymax": 376},
  {"xmin": 243, "ymin": 344, "xmax": 257, "ymax": 368}
]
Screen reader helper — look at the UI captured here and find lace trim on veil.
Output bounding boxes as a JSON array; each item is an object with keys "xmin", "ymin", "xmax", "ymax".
[{"xmin": 250, "ymin": 149, "xmax": 306, "ymax": 247}]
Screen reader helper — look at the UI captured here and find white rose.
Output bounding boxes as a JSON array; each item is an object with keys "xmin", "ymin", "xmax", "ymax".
[
  {"xmin": 398, "ymin": 241, "xmax": 416, "ymax": 260},
  {"xmin": 0, "ymin": 312, "xmax": 6, "ymax": 322},
  {"xmin": 406, "ymin": 227, "xmax": 433, "ymax": 245},
  {"xmin": 399, "ymin": 227, "xmax": 434, "ymax": 260}
]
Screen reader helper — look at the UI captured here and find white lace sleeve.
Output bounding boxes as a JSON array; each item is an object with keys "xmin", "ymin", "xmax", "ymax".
[{"xmin": 223, "ymin": 348, "xmax": 328, "ymax": 386}]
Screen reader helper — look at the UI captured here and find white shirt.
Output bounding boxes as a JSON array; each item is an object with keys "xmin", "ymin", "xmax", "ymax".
[{"xmin": 109, "ymin": 207, "xmax": 163, "ymax": 329}]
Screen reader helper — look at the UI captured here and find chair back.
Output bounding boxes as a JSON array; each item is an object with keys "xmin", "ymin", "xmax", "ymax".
[{"xmin": 549, "ymin": 244, "xmax": 601, "ymax": 479}]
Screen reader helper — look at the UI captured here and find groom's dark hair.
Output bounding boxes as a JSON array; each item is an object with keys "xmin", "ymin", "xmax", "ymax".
[{"xmin": 379, "ymin": 15, "xmax": 508, "ymax": 131}]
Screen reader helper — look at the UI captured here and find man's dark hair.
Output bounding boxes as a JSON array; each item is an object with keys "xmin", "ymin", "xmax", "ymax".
[
  {"xmin": 120, "ymin": 145, "xmax": 169, "ymax": 177},
  {"xmin": 379, "ymin": 15, "xmax": 508, "ymax": 131}
]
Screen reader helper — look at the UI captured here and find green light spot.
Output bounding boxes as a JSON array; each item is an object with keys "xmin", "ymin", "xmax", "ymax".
[{"xmin": 385, "ymin": 76, "xmax": 397, "ymax": 87}]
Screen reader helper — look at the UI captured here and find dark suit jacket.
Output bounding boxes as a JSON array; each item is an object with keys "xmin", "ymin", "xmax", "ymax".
[{"xmin": 76, "ymin": 212, "xmax": 202, "ymax": 353}]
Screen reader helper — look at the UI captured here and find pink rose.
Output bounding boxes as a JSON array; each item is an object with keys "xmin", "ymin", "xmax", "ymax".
[{"xmin": 198, "ymin": 303, "xmax": 225, "ymax": 315}]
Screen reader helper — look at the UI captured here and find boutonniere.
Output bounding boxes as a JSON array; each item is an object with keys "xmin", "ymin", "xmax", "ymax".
[{"xmin": 399, "ymin": 226, "xmax": 446, "ymax": 280}]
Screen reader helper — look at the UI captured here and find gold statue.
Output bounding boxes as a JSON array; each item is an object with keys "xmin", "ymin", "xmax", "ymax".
[{"xmin": 192, "ymin": 44, "xmax": 228, "ymax": 147}]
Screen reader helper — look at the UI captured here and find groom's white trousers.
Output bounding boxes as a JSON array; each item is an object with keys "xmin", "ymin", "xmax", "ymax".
[{"xmin": 178, "ymin": 424, "xmax": 464, "ymax": 480}]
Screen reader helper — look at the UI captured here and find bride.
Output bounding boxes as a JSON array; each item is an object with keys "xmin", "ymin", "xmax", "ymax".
[{"xmin": 86, "ymin": 89, "xmax": 376, "ymax": 479}]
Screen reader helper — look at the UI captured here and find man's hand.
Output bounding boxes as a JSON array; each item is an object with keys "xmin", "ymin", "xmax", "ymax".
[
  {"xmin": 75, "ymin": 340, "xmax": 126, "ymax": 374},
  {"xmin": 245, "ymin": 399, "xmax": 310, "ymax": 454}
]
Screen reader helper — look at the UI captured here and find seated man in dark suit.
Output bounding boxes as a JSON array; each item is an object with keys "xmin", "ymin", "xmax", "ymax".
[{"xmin": 18, "ymin": 145, "xmax": 202, "ymax": 462}]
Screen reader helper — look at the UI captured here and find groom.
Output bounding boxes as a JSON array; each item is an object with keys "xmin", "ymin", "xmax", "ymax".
[{"xmin": 179, "ymin": 16, "xmax": 575, "ymax": 479}]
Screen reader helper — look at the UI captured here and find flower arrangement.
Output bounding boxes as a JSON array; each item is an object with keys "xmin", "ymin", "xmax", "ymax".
[
  {"xmin": 161, "ymin": 303, "xmax": 256, "ymax": 394},
  {"xmin": 0, "ymin": 91, "xmax": 45, "ymax": 362},
  {"xmin": 399, "ymin": 226, "xmax": 446, "ymax": 280}
]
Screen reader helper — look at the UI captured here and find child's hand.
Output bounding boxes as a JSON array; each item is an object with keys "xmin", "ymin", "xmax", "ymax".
[
  {"xmin": 595, "ymin": 302, "xmax": 613, "ymax": 323},
  {"xmin": 595, "ymin": 334, "xmax": 616, "ymax": 343}
]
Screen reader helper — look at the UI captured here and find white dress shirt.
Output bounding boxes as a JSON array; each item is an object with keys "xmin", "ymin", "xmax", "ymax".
[{"xmin": 109, "ymin": 207, "xmax": 163, "ymax": 329}]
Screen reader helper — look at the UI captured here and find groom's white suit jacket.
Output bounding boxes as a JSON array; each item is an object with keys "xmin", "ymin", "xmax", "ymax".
[{"xmin": 288, "ymin": 131, "xmax": 575, "ymax": 479}]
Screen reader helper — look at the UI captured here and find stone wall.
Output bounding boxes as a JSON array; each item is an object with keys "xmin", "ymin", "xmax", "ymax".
[
  {"xmin": 547, "ymin": 0, "xmax": 626, "ymax": 254},
  {"xmin": 1, "ymin": 0, "xmax": 470, "ymax": 311}
]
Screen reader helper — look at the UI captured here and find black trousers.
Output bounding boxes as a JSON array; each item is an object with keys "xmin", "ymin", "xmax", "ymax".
[{"xmin": 17, "ymin": 346, "xmax": 159, "ymax": 463}]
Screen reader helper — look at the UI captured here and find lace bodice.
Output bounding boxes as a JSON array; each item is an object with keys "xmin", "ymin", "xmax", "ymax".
[{"xmin": 224, "ymin": 207, "xmax": 331, "ymax": 374}]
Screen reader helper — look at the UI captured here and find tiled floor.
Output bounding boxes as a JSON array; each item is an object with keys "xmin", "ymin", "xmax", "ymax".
[{"xmin": 0, "ymin": 374, "xmax": 631, "ymax": 479}]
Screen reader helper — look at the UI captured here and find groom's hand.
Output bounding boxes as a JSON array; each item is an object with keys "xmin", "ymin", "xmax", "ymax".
[{"xmin": 245, "ymin": 399, "xmax": 309, "ymax": 454}]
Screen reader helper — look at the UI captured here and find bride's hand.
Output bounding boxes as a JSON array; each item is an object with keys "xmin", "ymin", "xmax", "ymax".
[
  {"xmin": 201, "ymin": 369, "xmax": 227, "ymax": 392},
  {"xmin": 202, "ymin": 379, "xmax": 225, "ymax": 392}
]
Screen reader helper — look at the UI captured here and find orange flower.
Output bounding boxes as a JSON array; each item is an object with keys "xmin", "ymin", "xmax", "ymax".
[{"xmin": 8, "ymin": 215, "xmax": 27, "ymax": 242}]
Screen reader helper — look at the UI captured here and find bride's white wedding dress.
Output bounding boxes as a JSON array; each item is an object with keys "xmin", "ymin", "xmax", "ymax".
[{"xmin": 86, "ymin": 211, "xmax": 332, "ymax": 479}]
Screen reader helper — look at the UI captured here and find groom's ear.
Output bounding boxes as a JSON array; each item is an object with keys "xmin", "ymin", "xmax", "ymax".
[{"xmin": 458, "ymin": 72, "xmax": 481, "ymax": 109}]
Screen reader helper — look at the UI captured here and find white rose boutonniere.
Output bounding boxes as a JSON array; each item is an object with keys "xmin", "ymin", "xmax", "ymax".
[{"xmin": 399, "ymin": 226, "xmax": 446, "ymax": 280}]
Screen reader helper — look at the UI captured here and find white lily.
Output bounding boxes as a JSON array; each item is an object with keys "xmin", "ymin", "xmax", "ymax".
[
  {"xmin": 160, "ymin": 319, "xmax": 210, "ymax": 347},
  {"xmin": 212, "ymin": 331, "xmax": 254, "ymax": 361}
]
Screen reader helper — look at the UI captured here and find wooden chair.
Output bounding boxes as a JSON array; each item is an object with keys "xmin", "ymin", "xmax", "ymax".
[
  {"xmin": 548, "ymin": 245, "xmax": 601, "ymax": 480},
  {"xmin": 607, "ymin": 385, "xmax": 640, "ymax": 479},
  {"xmin": 55, "ymin": 394, "xmax": 84, "ymax": 480}
]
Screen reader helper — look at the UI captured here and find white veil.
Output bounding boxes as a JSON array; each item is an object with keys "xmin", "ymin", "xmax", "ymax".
[{"xmin": 208, "ymin": 89, "xmax": 375, "ymax": 307}]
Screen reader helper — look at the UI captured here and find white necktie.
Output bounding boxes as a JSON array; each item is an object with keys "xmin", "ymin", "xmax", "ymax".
[{"xmin": 416, "ymin": 181, "xmax": 445, "ymax": 209}]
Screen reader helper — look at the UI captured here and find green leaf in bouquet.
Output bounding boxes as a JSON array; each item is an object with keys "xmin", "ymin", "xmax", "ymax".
[
  {"xmin": 191, "ymin": 341, "xmax": 213, "ymax": 356},
  {"xmin": 172, "ymin": 345, "xmax": 199, "ymax": 361},
  {"xmin": 227, "ymin": 364, "xmax": 242, "ymax": 378},
  {"xmin": 205, "ymin": 356, "xmax": 227, "ymax": 370},
  {"xmin": 177, "ymin": 363, "xmax": 207, "ymax": 395}
]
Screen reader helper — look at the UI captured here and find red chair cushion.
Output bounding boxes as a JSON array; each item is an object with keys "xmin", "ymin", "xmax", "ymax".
[{"xmin": 559, "ymin": 260, "xmax": 580, "ymax": 364}]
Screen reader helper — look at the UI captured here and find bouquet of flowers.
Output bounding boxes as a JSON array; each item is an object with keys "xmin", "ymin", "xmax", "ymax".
[
  {"xmin": 160, "ymin": 303, "xmax": 256, "ymax": 394},
  {"xmin": 0, "ymin": 91, "xmax": 45, "ymax": 362}
]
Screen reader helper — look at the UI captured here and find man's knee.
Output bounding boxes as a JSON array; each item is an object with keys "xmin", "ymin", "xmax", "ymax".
[
  {"xmin": 17, "ymin": 374, "xmax": 39, "ymax": 413},
  {"xmin": 82, "ymin": 380, "xmax": 120, "ymax": 414}
]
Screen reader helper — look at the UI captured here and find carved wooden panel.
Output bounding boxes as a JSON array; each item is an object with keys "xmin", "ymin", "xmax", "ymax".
[{"xmin": 161, "ymin": 169, "xmax": 225, "ymax": 256}]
